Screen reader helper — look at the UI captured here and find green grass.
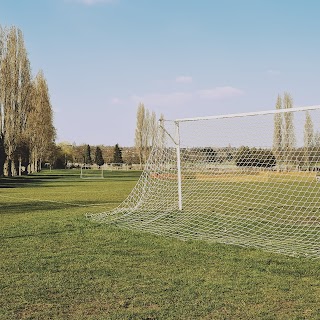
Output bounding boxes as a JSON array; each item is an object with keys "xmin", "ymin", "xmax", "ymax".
[{"xmin": 1, "ymin": 169, "xmax": 320, "ymax": 319}]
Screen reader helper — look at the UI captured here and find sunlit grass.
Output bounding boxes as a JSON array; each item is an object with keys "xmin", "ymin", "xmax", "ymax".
[{"xmin": 0, "ymin": 170, "xmax": 320, "ymax": 319}]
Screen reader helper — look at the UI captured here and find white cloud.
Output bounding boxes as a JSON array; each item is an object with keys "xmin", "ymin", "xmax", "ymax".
[
  {"xmin": 130, "ymin": 86, "xmax": 243, "ymax": 108},
  {"xmin": 111, "ymin": 97, "xmax": 122, "ymax": 105},
  {"xmin": 70, "ymin": 0, "xmax": 116, "ymax": 5},
  {"xmin": 267, "ymin": 69, "xmax": 281, "ymax": 76},
  {"xmin": 175, "ymin": 76, "xmax": 193, "ymax": 84},
  {"xmin": 131, "ymin": 92, "xmax": 192, "ymax": 108},
  {"xmin": 197, "ymin": 86, "xmax": 244, "ymax": 100}
]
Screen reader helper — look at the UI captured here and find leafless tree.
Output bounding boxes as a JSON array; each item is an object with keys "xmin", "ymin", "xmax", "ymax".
[{"xmin": 28, "ymin": 71, "xmax": 56, "ymax": 172}]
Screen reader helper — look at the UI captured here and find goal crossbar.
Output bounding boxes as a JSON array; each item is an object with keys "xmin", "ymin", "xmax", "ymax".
[{"xmin": 174, "ymin": 105, "xmax": 320, "ymax": 122}]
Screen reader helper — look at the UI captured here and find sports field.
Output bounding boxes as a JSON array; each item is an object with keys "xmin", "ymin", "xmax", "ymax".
[{"xmin": 1, "ymin": 170, "xmax": 320, "ymax": 319}]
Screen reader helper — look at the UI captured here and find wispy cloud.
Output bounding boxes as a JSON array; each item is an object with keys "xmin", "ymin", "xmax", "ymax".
[
  {"xmin": 69, "ymin": 0, "xmax": 116, "ymax": 5},
  {"xmin": 111, "ymin": 97, "xmax": 122, "ymax": 105},
  {"xmin": 267, "ymin": 69, "xmax": 281, "ymax": 76},
  {"xmin": 131, "ymin": 92, "xmax": 192, "ymax": 108},
  {"xmin": 175, "ymin": 76, "xmax": 193, "ymax": 84},
  {"xmin": 197, "ymin": 86, "xmax": 244, "ymax": 100},
  {"xmin": 130, "ymin": 86, "xmax": 244, "ymax": 108}
]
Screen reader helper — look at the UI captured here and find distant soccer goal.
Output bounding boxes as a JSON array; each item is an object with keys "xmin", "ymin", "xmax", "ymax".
[
  {"xmin": 80, "ymin": 164, "xmax": 104, "ymax": 179},
  {"xmin": 104, "ymin": 163, "xmax": 129, "ymax": 171},
  {"xmin": 88, "ymin": 105, "xmax": 320, "ymax": 259}
]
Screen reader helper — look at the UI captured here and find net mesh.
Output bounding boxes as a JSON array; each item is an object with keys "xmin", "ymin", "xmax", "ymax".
[{"xmin": 88, "ymin": 106, "xmax": 320, "ymax": 258}]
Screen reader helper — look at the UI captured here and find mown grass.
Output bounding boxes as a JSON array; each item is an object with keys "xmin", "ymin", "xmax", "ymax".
[{"xmin": 1, "ymin": 170, "xmax": 320, "ymax": 319}]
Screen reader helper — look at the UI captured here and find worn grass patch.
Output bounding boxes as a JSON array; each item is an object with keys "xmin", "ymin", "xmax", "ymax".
[{"xmin": 0, "ymin": 170, "xmax": 320, "ymax": 319}]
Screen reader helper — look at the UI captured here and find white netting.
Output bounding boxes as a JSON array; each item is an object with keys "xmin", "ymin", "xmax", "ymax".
[{"xmin": 88, "ymin": 106, "xmax": 320, "ymax": 258}]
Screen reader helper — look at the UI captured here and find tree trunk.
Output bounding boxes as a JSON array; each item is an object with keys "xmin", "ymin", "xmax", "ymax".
[
  {"xmin": 18, "ymin": 156, "xmax": 22, "ymax": 176},
  {"xmin": 7, "ymin": 158, "xmax": 12, "ymax": 177}
]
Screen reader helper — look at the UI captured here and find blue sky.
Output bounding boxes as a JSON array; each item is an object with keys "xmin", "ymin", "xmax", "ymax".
[{"xmin": 1, "ymin": 0, "xmax": 320, "ymax": 146}]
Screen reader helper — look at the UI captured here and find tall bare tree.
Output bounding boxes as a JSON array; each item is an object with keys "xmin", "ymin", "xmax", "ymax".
[
  {"xmin": 135, "ymin": 103, "xmax": 146, "ymax": 168},
  {"xmin": 134, "ymin": 103, "xmax": 160, "ymax": 168},
  {"xmin": 273, "ymin": 94, "xmax": 283, "ymax": 153},
  {"xmin": 28, "ymin": 71, "xmax": 55, "ymax": 172},
  {"xmin": 304, "ymin": 111, "xmax": 314, "ymax": 169},
  {"xmin": 0, "ymin": 26, "xmax": 7, "ymax": 176},
  {"xmin": 149, "ymin": 111, "xmax": 157, "ymax": 148},
  {"xmin": 0, "ymin": 25, "xmax": 56, "ymax": 176},
  {"xmin": 282, "ymin": 92, "xmax": 296, "ymax": 150},
  {"xmin": 0, "ymin": 27, "xmax": 32, "ymax": 176}
]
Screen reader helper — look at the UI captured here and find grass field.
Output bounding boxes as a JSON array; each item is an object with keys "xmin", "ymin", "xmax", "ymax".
[{"xmin": 1, "ymin": 170, "xmax": 320, "ymax": 319}]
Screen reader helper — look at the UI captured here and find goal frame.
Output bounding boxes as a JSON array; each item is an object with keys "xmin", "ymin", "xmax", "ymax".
[
  {"xmin": 88, "ymin": 104, "xmax": 320, "ymax": 259},
  {"xmin": 171, "ymin": 105, "xmax": 320, "ymax": 211},
  {"xmin": 80, "ymin": 164, "xmax": 104, "ymax": 179},
  {"xmin": 104, "ymin": 163, "xmax": 129, "ymax": 171}
]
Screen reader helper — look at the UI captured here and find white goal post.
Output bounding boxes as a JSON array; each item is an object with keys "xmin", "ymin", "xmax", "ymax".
[
  {"xmin": 88, "ymin": 105, "xmax": 320, "ymax": 259},
  {"xmin": 104, "ymin": 163, "xmax": 129, "ymax": 171},
  {"xmin": 80, "ymin": 164, "xmax": 104, "ymax": 179}
]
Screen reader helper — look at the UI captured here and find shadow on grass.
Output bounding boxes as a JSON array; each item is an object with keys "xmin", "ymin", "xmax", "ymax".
[
  {"xmin": 0, "ymin": 170, "xmax": 142, "ymax": 188},
  {"xmin": 0, "ymin": 176, "xmax": 63, "ymax": 189},
  {"xmin": 0, "ymin": 199, "xmax": 117, "ymax": 215}
]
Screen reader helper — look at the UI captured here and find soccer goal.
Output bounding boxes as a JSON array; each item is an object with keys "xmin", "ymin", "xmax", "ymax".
[
  {"xmin": 88, "ymin": 105, "xmax": 320, "ymax": 258},
  {"xmin": 105, "ymin": 163, "xmax": 129, "ymax": 171},
  {"xmin": 80, "ymin": 164, "xmax": 104, "ymax": 179}
]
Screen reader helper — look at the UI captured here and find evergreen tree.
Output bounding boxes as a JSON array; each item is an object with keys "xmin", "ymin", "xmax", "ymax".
[
  {"xmin": 95, "ymin": 146, "xmax": 104, "ymax": 166},
  {"xmin": 84, "ymin": 144, "xmax": 92, "ymax": 164},
  {"xmin": 113, "ymin": 143, "xmax": 123, "ymax": 164}
]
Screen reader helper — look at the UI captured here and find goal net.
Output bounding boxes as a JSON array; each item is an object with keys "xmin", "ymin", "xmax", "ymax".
[
  {"xmin": 80, "ymin": 164, "xmax": 104, "ymax": 179},
  {"xmin": 88, "ymin": 105, "xmax": 320, "ymax": 258}
]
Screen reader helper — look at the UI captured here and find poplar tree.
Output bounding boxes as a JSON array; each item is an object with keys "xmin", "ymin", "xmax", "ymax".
[
  {"xmin": 158, "ymin": 113, "xmax": 166, "ymax": 148},
  {"xmin": 1, "ymin": 27, "xmax": 32, "ymax": 176},
  {"xmin": 283, "ymin": 92, "xmax": 295, "ymax": 150},
  {"xmin": 0, "ymin": 137, "xmax": 5, "ymax": 176},
  {"xmin": 304, "ymin": 111, "xmax": 314, "ymax": 169},
  {"xmin": 0, "ymin": 25, "xmax": 55, "ymax": 176},
  {"xmin": 149, "ymin": 111, "xmax": 157, "ymax": 150},
  {"xmin": 273, "ymin": 94, "xmax": 283, "ymax": 153},
  {"xmin": 28, "ymin": 71, "xmax": 55, "ymax": 172},
  {"xmin": 134, "ymin": 104, "xmax": 159, "ymax": 168},
  {"xmin": 135, "ymin": 103, "xmax": 145, "ymax": 168},
  {"xmin": 0, "ymin": 26, "xmax": 6, "ymax": 176}
]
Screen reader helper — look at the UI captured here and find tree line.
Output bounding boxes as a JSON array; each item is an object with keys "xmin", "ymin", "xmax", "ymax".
[
  {"xmin": 134, "ymin": 102, "xmax": 164, "ymax": 168},
  {"xmin": 56, "ymin": 143, "xmax": 141, "ymax": 169},
  {"xmin": 0, "ymin": 25, "xmax": 55, "ymax": 176},
  {"xmin": 235, "ymin": 92, "xmax": 320, "ymax": 170},
  {"xmin": 58, "ymin": 103, "xmax": 164, "ymax": 169}
]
